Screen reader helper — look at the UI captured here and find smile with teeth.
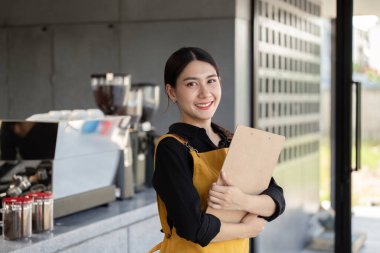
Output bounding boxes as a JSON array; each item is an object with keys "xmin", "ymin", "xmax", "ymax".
[{"xmin": 195, "ymin": 101, "xmax": 213, "ymax": 109}]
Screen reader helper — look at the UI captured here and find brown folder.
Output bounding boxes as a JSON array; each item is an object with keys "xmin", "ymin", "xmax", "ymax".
[{"xmin": 206, "ymin": 125, "xmax": 285, "ymax": 223}]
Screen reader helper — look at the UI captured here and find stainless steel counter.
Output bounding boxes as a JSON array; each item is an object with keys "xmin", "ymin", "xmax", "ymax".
[{"xmin": 0, "ymin": 189, "xmax": 162, "ymax": 253}]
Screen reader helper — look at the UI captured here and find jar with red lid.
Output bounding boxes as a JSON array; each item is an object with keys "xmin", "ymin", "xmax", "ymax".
[
  {"xmin": 2, "ymin": 197, "xmax": 33, "ymax": 240},
  {"xmin": 24, "ymin": 192, "xmax": 53, "ymax": 233}
]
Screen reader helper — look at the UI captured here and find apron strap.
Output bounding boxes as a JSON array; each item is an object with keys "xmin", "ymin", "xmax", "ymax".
[
  {"xmin": 147, "ymin": 242, "xmax": 162, "ymax": 253},
  {"xmin": 155, "ymin": 134, "xmax": 187, "ymax": 147},
  {"xmin": 156, "ymin": 134, "xmax": 199, "ymax": 154}
]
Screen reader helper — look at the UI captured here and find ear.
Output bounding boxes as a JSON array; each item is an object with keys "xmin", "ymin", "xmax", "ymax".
[{"xmin": 165, "ymin": 84, "xmax": 177, "ymax": 102}]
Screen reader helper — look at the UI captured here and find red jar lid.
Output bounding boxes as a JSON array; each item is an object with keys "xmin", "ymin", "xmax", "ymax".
[
  {"xmin": 2, "ymin": 196, "xmax": 33, "ymax": 204},
  {"xmin": 25, "ymin": 192, "xmax": 53, "ymax": 200}
]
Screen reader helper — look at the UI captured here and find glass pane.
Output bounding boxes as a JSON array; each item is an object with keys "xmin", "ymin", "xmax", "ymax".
[{"xmin": 352, "ymin": 14, "xmax": 380, "ymax": 253}]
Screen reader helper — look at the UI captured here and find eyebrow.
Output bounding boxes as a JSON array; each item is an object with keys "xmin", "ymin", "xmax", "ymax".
[{"xmin": 182, "ymin": 74, "xmax": 218, "ymax": 81}]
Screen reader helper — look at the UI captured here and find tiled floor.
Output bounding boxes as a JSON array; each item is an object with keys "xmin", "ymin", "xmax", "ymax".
[{"xmin": 300, "ymin": 206, "xmax": 380, "ymax": 253}]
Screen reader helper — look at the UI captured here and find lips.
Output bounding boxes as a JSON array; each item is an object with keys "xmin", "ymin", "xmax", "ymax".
[{"xmin": 195, "ymin": 101, "xmax": 213, "ymax": 110}]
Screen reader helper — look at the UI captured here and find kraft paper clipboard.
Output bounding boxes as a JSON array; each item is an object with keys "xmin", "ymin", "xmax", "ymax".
[{"xmin": 206, "ymin": 125, "xmax": 285, "ymax": 223}]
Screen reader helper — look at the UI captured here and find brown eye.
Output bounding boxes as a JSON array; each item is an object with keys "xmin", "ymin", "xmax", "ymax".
[{"xmin": 186, "ymin": 82, "xmax": 197, "ymax": 87}]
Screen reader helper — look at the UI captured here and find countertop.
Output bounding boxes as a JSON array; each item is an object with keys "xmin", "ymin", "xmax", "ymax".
[{"xmin": 0, "ymin": 189, "xmax": 158, "ymax": 253}]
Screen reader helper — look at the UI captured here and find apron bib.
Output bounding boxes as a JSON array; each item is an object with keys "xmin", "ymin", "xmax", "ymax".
[{"xmin": 149, "ymin": 134, "xmax": 248, "ymax": 253}]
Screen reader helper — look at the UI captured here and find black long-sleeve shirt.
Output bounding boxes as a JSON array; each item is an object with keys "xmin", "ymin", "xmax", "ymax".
[{"xmin": 152, "ymin": 122, "xmax": 286, "ymax": 247}]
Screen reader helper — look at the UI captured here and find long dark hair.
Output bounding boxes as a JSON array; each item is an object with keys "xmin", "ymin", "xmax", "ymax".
[{"xmin": 164, "ymin": 47, "xmax": 220, "ymax": 89}]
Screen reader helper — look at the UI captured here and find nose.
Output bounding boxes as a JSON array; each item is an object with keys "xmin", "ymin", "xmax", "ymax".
[{"xmin": 198, "ymin": 82, "xmax": 211, "ymax": 97}]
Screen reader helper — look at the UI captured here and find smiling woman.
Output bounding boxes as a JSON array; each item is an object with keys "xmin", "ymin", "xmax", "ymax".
[
  {"xmin": 165, "ymin": 60, "xmax": 221, "ymax": 143},
  {"xmin": 149, "ymin": 47, "xmax": 286, "ymax": 253}
]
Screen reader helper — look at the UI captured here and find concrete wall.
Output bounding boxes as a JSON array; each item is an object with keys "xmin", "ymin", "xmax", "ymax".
[
  {"xmin": 0, "ymin": 0, "xmax": 251, "ymax": 134},
  {"xmin": 53, "ymin": 24, "xmax": 120, "ymax": 110},
  {"xmin": 7, "ymin": 27, "xmax": 53, "ymax": 118},
  {"xmin": 0, "ymin": 28, "xmax": 7, "ymax": 117}
]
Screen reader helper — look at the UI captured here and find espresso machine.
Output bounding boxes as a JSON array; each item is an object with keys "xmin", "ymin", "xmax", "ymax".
[{"xmin": 0, "ymin": 113, "xmax": 128, "ymax": 218}]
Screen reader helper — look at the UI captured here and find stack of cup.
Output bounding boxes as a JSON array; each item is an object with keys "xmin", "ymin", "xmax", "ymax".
[
  {"xmin": 2, "ymin": 197, "xmax": 33, "ymax": 240},
  {"xmin": 24, "ymin": 192, "xmax": 54, "ymax": 233}
]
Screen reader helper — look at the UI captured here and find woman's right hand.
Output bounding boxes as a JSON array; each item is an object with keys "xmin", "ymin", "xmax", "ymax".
[{"xmin": 241, "ymin": 213, "xmax": 267, "ymax": 238}]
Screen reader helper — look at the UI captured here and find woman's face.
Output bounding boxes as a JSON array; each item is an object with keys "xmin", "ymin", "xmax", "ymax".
[{"xmin": 166, "ymin": 60, "xmax": 221, "ymax": 126}]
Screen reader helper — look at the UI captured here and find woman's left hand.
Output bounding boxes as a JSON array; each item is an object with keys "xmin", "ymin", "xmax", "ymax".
[{"xmin": 207, "ymin": 171, "xmax": 247, "ymax": 211}]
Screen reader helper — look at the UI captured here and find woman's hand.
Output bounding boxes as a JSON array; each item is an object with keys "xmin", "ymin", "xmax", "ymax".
[
  {"xmin": 208, "ymin": 171, "xmax": 248, "ymax": 211},
  {"xmin": 241, "ymin": 213, "xmax": 267, "ymax": 238}
]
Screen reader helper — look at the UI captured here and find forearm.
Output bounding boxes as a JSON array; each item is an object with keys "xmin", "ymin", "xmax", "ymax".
[
  {"xmin": 243, "ymin": 194, "xmax": 276, "ymax": 217},
  {"xmin": 212, "ymin": 213, "xmax": 266, "ymax": 242},
  {"xmin": 212, "ymin": 222, "xmax": 248, "ymax": 242}
]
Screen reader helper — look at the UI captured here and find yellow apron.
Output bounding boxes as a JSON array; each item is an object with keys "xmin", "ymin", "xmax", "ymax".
[{"xmin": 149, "ymin": 134, "xmax": 248, "ymax": 253}]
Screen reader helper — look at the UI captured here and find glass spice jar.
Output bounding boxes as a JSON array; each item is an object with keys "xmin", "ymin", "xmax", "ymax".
[
  {"xmin": 25, "ymin": 192, "xmax": 54, "ymax": 233},
  {"xmin": 2, "ymin": 197, "xmax": 33, "ymax": 240}
]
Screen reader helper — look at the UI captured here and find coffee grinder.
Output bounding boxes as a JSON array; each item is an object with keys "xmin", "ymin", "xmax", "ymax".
[
  {"xmin": 128, "ymin": 83, "xmax": 160, "ymax": 191},
  {"xmin": 91, "ymin": 73, "xmax": 135, "ymax": 199}
]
